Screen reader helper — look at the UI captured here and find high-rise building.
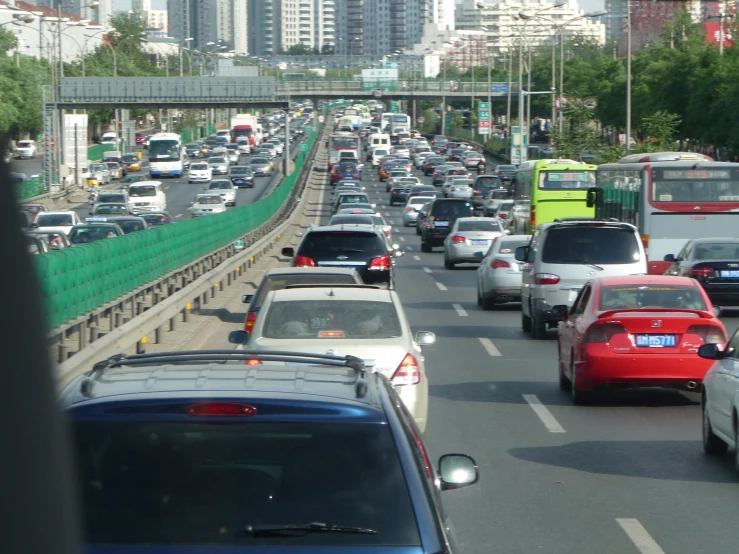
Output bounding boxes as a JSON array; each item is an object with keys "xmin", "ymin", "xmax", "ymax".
[
  {"xmin": 433, "ymin": 0, "xmax": 455, "ymax": 30},
  {"xmin": 132, "ymin": 0, "xmax": 168, "ymax": 30},
  {"xmin": 168, "ymin": 0, "xmax": 246, "ymax": 52},
  {"xmin": 249, "ymin": 0, "xmax": 334, "ymax": 55}
]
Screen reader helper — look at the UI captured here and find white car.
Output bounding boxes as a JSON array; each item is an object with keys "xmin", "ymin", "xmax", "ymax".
[
  {"xmin": 402, "ymin": 195, "xmax": 435, "ymax": 226},
  {"xmin": 476, "ymin": 235, "xmax": 530, "ymax": 309},
  {"xmin": 127, "ymin": 181, "xmax": 167, "ymax": 214},
  {"xmin": 443, "ymin": 217, "xmax": 506, "ymax": 269},
  {"xmin": 236, "ymin": 139, "xmax": 251, "ymax": 154},
  {"xmin": 188, "ymin": 162, "xmax": 212, "ymax": 183},
  {"xmin": 14, "ymin": 140, "xmax": 37, "ymax": 159},
  {"xmin": 448, "ymin": 182, "xmax": 474, "ymax": 200},
  {"xmin": 266, "ymin": 139, "xmax": 284, "ymax": 155},
  {"xmin": 232, "ymin": 285, "xmax": 436, "ymax": 433},
  {"xmin": 189, "ymin": 192, "xmax": 227, "ymax": 217},
  {"xmin": 206, "ymin": 179, "xmax": 237, "ymax": 207},
  {"xmin": 207, "ymin": 156, "xmax": 230, "ymax": 175},
  {"xmin": 225, "ymin": 147, "xmax": 240, "ymax": 164},
  {"xmin": 33, "ymin": 211, "xmax": 81, "ymax": 236}
]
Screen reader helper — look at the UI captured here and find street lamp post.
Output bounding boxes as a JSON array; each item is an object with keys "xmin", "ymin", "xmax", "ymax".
[
  {"xmin": 180, "ymin": 37, "xmax": 193, "ymax": 76},
  {"xmin": 626, "ymin": 0, "xmax": 631, "ymax": 151}
]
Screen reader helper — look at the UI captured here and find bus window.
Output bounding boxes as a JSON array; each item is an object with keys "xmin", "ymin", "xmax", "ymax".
[{"xmin": 539, "ymin": 171, "xmax": 596, "ymax": 190}]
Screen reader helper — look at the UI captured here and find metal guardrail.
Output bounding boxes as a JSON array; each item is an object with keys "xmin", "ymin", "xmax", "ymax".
[{"xmin": 279, "ymin": 80, "xmax": 520, "ymax": 96}]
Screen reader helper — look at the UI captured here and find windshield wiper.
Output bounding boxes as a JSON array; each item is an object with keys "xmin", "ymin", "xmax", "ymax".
[
  {"xmin": 245, "ymin": 522, "xmax": 377, "ymax": 537},
  {"xmin": 555, "ymin": 259, "xmax": 604, "ymax": 270}
]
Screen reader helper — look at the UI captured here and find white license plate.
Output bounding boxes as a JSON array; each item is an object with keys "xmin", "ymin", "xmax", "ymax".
[
  {"xmin": 435, "ymin": 221, "xmax": 449, "ymax": 227},
  {"xmin": 471, "ymin": 239, "xmax": 488, "ymax": 246}
]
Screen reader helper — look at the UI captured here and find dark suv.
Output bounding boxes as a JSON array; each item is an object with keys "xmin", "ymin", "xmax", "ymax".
[
  {"xmin": 419, "ymin": 199, "xmax": 475, "ymax": 252},
  {"xmin": 60, "ymin": 351, "xmax": 478, "ymax": 552},
  {"xmin": 282, "ymin": 226, "xmax": 401, "ymax": 288}
]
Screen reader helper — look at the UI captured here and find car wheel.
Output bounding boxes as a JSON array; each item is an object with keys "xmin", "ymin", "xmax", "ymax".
[
  {"xmin": 570, "ymin": 363, "xmax": 590, "ymax": 405},
  {"xmin": 421, "ymin": 239, "xmax": 432, "ymax": 253},
  {"xmin": 531, "ymin": 310, "xmax": 546, "ymax": 340},
  {"xmin": 521, "ymin": 307, "xmax": 532, "ymax": 332},
  {"xmin": 558, "ymin": 343, "xmax": 571, "ymax": 391},
  {"xmin": 415, "ymin": 225, "xmax": 421, "ymax": 236},
  {"xmin": 702, "ymin": 400, "xmax": 728, "ymax": 456},
  {"xmin": 481, "ymin": 292, "xmax": 495, "ymax": 310},
  {"xmin": 444, "ymin": 256, "xmax": 455, "ymax": 270}
]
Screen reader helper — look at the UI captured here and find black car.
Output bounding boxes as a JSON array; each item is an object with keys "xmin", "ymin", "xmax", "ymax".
[
  {"xmin": 282, "ymin": 226, "xmax": 402, "ymax": 289},
  {"xmin": 185, "ymin": 143, "xmax": 203, "ymax": 158},
  {"xmin": 664, "ymin": 238, "xmax": 739, "ymax": 306},
  {"xmin": 138, "ymin": 211, "xmax": 174, "ymax": 226},
  {"xmin": 229, "ymin": 165, "xmax": 254, "ymax": 188},
  {"xmin": 494, "ymin": 164, "xmax": 517, "ymax": 183},
  {"xmin": 423, "ymin": 156, "xmax": 447, "ymax": 175},
  {"xmin": 419, "ymin": 199, "xmax": 475, "ymax": 252},
  {"xmin": 389, "ymin": 186, "xmax": 410, "ymax": 206},
  {"xmin": 471, "ymin": 175, "xmax": 505, "ymax": 207}
]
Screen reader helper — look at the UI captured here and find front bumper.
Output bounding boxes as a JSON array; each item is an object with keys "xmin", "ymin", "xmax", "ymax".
[{"xmin": 189, "ymin": 175, "xmax": 210, "ymax": 182}]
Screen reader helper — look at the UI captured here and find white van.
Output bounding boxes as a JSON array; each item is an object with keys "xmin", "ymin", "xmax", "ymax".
[
  {"xmin": 127, "ymin": 181, "xmax": 167, "ymax": 214},
  {"xmin": 100, "ymin": 132, "xmax": 118, "ymax": 145},
  {"xmin": 371, "ymin": 147, "xmax": 391, "ymax": 166},
  {"xmin": 370, "ymin": 134, "xmax": 390, "ymax": 150}
]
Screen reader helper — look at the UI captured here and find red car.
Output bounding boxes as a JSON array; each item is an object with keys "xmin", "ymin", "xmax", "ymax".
[
  {"xmin": 135, "ymin": 133, "xmax": 145, "ymax": 145},
  {"xmin": 555, "ymin": 275, "xmax": 727, "ymax": 404},
  {"xmin": 330, "ymin": 162, "xmax": 361, "ymax": 183}
]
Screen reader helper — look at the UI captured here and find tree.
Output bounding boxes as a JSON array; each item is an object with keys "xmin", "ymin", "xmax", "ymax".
[
  {"xmin": 321, "ymin": 43, "xmax": 334, "ymax": 55},
  {"xmin": 549, "ymin": 98, "xmax": 602, "ymax": 161},
  {"xmin": 285, "ymin": 43, "xmax": 313, "ymax": 56},
  {"xmin": 641, "ymin": 111, "xmax": 681, "ymax": 149}
]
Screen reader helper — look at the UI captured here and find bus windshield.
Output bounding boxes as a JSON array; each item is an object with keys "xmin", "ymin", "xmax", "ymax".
[
  {"xmin": 331, "ymin": 136, "xmax": 359, "ymax": 149},
  {"xmin": 539, "ymin": 171, "xmax": 596, "ymax": 190},
  {"xmin": 149, "ymin": 140, "xmax": 180, "ymax": 160},
  {"xmin": 652, "ymin": 169, "xmax": 739, "ymax": 202}
]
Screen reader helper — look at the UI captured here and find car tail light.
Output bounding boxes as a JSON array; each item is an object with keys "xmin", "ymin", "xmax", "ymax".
[
  {"xmin": 531, "ymin": 205, "xmax": 536, "ymax": 228},
  {"xmin": 451, "ymin": 235, "xmax": 466, "ymax": 243},
  {"xmin": 294, "ymin": 255, "xmax": 315, "ymax": 267},
  {"xmin": 245, "ymin": 311, "xmax": 257, "ymax": 334},
  {"xmin": 369, "ymin": 255, "xmax": 391, "ymax": 270},
  {"xmin": 405, "ymin": 207, "xmax": 412, "ymax": 212},
  {"xmin": 187, "ymin": 402, "xmax": 258, "ymax": 417},
  {"xmin": 433, "ymin": 171, "xmax": 439, "ymax": 177},
  {"xmin": 384, "ymin": 228, "xmax": 390, "ymax": 236},
  {"xmin": 498, "ymin": 213, "xmax": 508, "ymax": 219},
  {"xmin": 534, "ymin": 273, "xmax": 560, "ymax": 285},
  {"xmin": 686, "ymin": 325, "xmax": 726, "ymax": 343},
  {"xmin": 391, "ymin": 354, "xmax": 421, "ymax": 385},
  {"xmin": 689, "ymin": 267, "xmax": 714, "ymax": 277},
  {"xmin": 584, "ymin": 322, "xmax": 627, "ymax": 343},
  {"xmin": 491, "ymin": 258, "xmax": 511, "ymax": 269},
  {"xmin": 641, "ymin": 234, "xmax": 649, "ymax": 248},
  {"xmin": 246, "ymin": 358, "xmax": 262, "ymax": 366}
]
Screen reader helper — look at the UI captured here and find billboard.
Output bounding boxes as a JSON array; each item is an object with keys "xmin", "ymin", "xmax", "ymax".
[{"xmin": 704, "ymin": 22, "xmax": 734, "ymax": 47}]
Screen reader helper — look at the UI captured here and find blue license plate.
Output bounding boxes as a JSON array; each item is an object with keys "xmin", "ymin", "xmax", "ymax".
[
  {"xmin": 721, "ymin": 270, "xmax": 739, "ymax": 278},
  {"xmin": 471, "ymin": 239, "xmax": 488, "ymax": 246},
  {"xmin": 635, "ymin": 335, "xmax": 677, "ymax": 347}
]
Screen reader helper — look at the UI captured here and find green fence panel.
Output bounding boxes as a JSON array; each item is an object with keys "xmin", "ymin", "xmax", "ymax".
[
  {"xmin": 16, "ymin": 175, "xmax": 45, "ymax": 200},
  {"xmin": 87, "ymin": 143, "xmax": 116, "ymax": 162}
]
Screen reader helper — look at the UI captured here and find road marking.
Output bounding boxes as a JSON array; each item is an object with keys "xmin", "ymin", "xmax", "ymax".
[
  {"xmin": 522, "ymin": 394, "xmax": 566, "ymax": 433},
  {"xmin": 452, "ymin": 303, "xmax": 468, "ymax": 317},
  {"xmin": 413, "ymin": 255, "xmax": 421, "ymax": 261},
  {"xmin": 384, "ymin": 212, "xmax": 390, "ymax": 216},
  {"xmin": 616, "ymin": 519, "xmax": 666, "ymax": 554},
  {"xmin": 399, "ymin": 236, "xmax": 405, "ymax": 242},
  {"xmin": 478, "ymin": 337, "xmax": 502, "ymax": 357},
  {"xmin": 435, "ymin": 281, "xmax": 448, "ymax": 291},
  {"xmin": 422, "ymin": 266, "xmax": 433, "ymax": 273},
  {"xmin": 175, "ymin": 213, "xmax": 183, "ymax": 218}
]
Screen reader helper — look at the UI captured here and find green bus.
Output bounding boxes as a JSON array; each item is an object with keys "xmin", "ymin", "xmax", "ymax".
[{"xmin": 511, "ymin": 159, "xmax": 598, "ymax": 234}]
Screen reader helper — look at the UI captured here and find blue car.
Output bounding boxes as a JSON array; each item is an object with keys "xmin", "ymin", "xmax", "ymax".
[{"xmin": 60, "ymin": 350, "xmax": 478, "ymax": 552}]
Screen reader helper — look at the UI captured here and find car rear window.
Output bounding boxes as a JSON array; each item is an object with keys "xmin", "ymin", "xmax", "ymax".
[
  {"xmin": 458, "ymin": 220, "xmax": 501, "ymax": 232},
  {"xmin": 599, "ymin": 284, "xmax": 707, "ymax": 311},
  {"xmin": 298, "ymin": 231, "xmax": 386, "ymax": 257},
  {"xmin": 430, "ymin": 201, "xmax": 474, "ymax": 218},
  {"xmin": 693, "ymin": 242, "xmax": 739, "ymax": 260},
  {"xmin": 99, "ymin": 193, "xmax": 126, "ymax": 203},
  {"xmin": 36, "ymin": 214, "xmax": 74, "ymax": 226},
  {"xmin": 71, "ymin": 420, "xmax": 420, "ymax": 546},
  {"xmin": 253, "ymin": 274, "xmax": 360, "ymax": 307},
  {"xmin": 337, "ymin": 194, "xmax": 369, "ymax": 205},
  {"xmin": 129, "ymin": 186, "xmax": 157, "ymax": 197},
  {"xmin": 475, "ymin": 177, "xmax": 503, "ymax": 188},
  {"xmin": 494, "ymin": 239, "xmax": 530, "ymax": 255},
  {"xmin": 263, "ymin": 300, "xmax": 402, "ymax": 338},
  {"xmin": 541, "ymin": 227, "xmax": 641, "ymax": 265},
  {"xmin": 117, "ymin": 220, "xmax": 146, "ymax": 233}
]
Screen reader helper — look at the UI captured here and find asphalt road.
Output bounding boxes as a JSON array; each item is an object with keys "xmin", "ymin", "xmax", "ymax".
[
  {"xmin": 329, "ymin": 155, "xmax": 739, "ymax": 554},
  {"xmin": 69, "ymin": 139, "xmax": 303, "ymax": 221}
]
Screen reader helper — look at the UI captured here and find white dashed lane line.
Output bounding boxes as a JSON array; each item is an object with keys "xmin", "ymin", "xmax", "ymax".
[
  {"xmin": 522, "ymin": 394, "xmax": 566, "ymax": 434},
  {"xmin": 435, "ymin": 282, "xmax": 448, "ymax": 291},
  {"xmin": 616, "ymin": 519, "xmax": 666, "ymax": 554},
  {"xmin": 422, "ymin": 267, "xmax": 433, "ymax": 274},
  {"xmin": 452, "ymin": 303, "xmax": 468, "ymax": 317},
  {"xmin": 413, "ymin": 255, "xmax": 421, "ymax": 261},
  {"xmin": 175, "ymin": 213, "xmax": 183, "ymax": 218},
  {"xmin": 478, "ymin": 337, "xmax": 502, "ymax": 357}
]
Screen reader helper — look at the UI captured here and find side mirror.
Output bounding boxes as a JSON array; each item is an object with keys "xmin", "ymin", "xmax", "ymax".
[
  {"xmin": 438, "ymin": 454, "xmax": 478, "ymax": 491},
  {"xmin": 697, "ymin": 343, "xmax": 726, "ymax": 360},
  {"xmin": 586, "ymin": 187, "xmax": 602, "ymax": 208},
  {"xmin": 281, "ymin": 246, "xmax": 295, "ymax": 257},
  {"xmin": 228, "ymin": 330, "xmax": 249, "ymax": 345},
  {"xmin": 415, "ymin": 331, "xmax": 436, "ymax": 345},
  {"xmin": 663, "ymin": 253, "xmax": 676, "ymax": 262},
  {"xmin": 514, "ymin": 246, "xmax": 528, "ymax": 262},
  {"xmin": 242, "ymin": 294, "xmax": 254, "ymax": 304},
  {"xmin": 713, "ymin": 305, "xmax": 722, "ymax": 318},
  {"xmin": 551, "ymin": 305, "xmax": 569, "ymax": 318}
]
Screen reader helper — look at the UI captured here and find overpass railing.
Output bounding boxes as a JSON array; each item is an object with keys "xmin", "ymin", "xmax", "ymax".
[{"xmin": 279, "ymin": 80, "xmax": 520, "ymax": 95}]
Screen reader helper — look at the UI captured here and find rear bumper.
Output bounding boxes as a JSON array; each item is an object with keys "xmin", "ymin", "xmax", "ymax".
[{"xmin": 446, "ymin": 243, "xmax": 487, "ymax": 263}]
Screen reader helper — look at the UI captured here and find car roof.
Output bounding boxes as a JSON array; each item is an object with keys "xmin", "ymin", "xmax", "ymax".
[
  {"xmin": 37, "ymin": 211, "xmax": 76, "ymax": 216},
  {"xmin": 306, "ymin": 224, "xmax": 380, "ymax": 234},
  {"xmin": 128, "ymin": 181, "xmax": 162, "ymax": 187},
  {"xmin": 689, "ymin": 237, "xmax": 739, "ymax": 244},
  {"xmin": 539, "ymin": 220, "xmax": 638, "ymax": 231},
  {"xmin": 263, "ymin": 267, "xmax": 360, "ymax": 277},
  {"xmin": 591, "ymin": 275, "xmax": 698, "ymax": 287},
  {"xmin": 270, "ymin": 285, "xmax": 395, "ymax": 303}
]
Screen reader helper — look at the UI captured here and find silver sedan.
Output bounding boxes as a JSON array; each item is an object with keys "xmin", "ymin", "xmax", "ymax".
[
  {"xmin": 443, "ymin": 217, "xmax": 505, "ymax": 269},
  {"xmin": 476, "ymin": 235, "xmax": 531, "ymax": 309}
]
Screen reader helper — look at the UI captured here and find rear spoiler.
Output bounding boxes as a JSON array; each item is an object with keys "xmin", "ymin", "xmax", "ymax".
[{"xmin": 597, "ymin": 308, "xmax": 712, "ymax": 319}]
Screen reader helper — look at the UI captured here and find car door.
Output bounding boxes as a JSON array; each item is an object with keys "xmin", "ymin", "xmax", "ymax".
[
  {"xmin": 709, "ymin": 329, "xmax": 739, "ymax": 438},
  {"xmin": 520, "ymin": 229, "xmax": 540, "ymax": 317},
  {"xmin": 562, "ymin": 285, "xmax": 593, "ymax": 375}
]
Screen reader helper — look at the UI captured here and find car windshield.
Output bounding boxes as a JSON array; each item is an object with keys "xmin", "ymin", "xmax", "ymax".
[
  {"xmin": 122, "ymin": 155, "xmax": 138, "ymax": 162},
  {"xmin": 693, "ymin": 242, "xmax": 739, "ymax": 260},
  {"xmin": 71, "ymin": 420, "xmax": 420, "ymax": 546},
  {"xmin": 299, "ymin": 231, "xmax": 385, "ymax": 257},
  {"xmin": 458, "ymin": 220, "xmax": 501, "ymax": 232},
  {"xmin": 541, "ymin": 227, "xmax": 641, "ymax": 265},
  {"xmin": 118, "ymin": 220, "xmax": 145, "ymax": 233},
  {"xmin": 209, "ymin": 157, "xmax": 226, "ymax": 164},
  {"xmin": 91, "ymin": 164, "xmax": 107, "ymax": 172},
  {"xmin": 129, "ymin": 186, "xmax": 157, "ymax": 197},
  {"xmin": 195, "ymin": 195, "xmax": 223, "ymax": 205},
  {"xmin": 191, "ymin": 164, "xmax": 208, "ymax": 170},
  {"xmin": 18, "ymin": 141, "xmax": 33, "ymax": 147},
  {"xmin": 98, "ymin": 194, "xmax": 125, "ymax": 203},
  {"xmin": 105, "ymin": 163, "xmax": 119, "ymax": 169},
  {"xmin": 598, "ymin": 284, "xmax": 707, "ymax": 311},
  {"xmin": 94, "ymin": 204, "xmax": 127, "ymax": 215},
  {"xmin": 263, "ymin": 300, "xmax": 402, "ymax": 339},
  {"xmin": 498, "ymin": 165, "xmax": 516, "ymax": 171},
  {"xmin": 209, "ymin": 181, "xmax": 232, "ymax": 190},
  {"xmin": 68, "ymin": 226, "xmax": 118, "ymax": 243},
  {"xmin": 251, "ymin": 158, "xmax": 269, "ymax": 164},
  {"xmin": 253, "ymin": 274, "xmax": 359, "ymax": 307},
  {"xmin": 498, "ymin": 202, "xmax": 515, "ymax": 211},
  {"xmin": 230, "ymin": 167, "xmax": 251, "ymax": 175},
  {"xmin": 36, "ymin": 214, "xmax": 74, "ymax": 226}
]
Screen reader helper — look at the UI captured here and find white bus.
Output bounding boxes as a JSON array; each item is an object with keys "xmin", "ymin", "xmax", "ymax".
[
  {"xmin": 390, "ymin": 113, "xmax": 411, "ymax": 133},
  {"xmin": 148, "ymin": 133, "xmax": 184, "ymax": 178}
]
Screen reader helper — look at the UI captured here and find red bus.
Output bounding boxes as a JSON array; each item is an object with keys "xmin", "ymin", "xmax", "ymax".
[
  {"xmin": 594, "ymin": 152, "xmax": 739, "ymax": 274},
  {"xmin": 328, "ymin": 132, "xmax": 360, "ymax": 168}
]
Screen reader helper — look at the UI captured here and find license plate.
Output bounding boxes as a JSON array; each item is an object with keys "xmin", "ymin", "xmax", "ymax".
[
  {"xmin": 435, "ymin": 221, "xmax": 449, "ymax": 227},
  {"xmin": 162, "ymin": 171, "xmax": 168, "ymax": 175},
  {"xmin": 635, "ymin": 335, "xmax": 677, "ymax": 347},
  {"xmin": 721, "ymin": 270, "xmax": 739, "ymax": 278},
  {"xmin": 471, "ymin": 239, "xmax": 488, "ymax": 246}
]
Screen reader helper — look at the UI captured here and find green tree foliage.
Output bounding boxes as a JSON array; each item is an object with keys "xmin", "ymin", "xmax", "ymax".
[{"xmin": 549, "ymin": 98, "xmax": 602, "ymax": 161}]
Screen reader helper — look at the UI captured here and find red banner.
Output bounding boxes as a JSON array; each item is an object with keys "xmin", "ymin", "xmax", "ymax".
[{"xmin": 704, "ymin": 22, "xmax": 734, "ymax": 47}]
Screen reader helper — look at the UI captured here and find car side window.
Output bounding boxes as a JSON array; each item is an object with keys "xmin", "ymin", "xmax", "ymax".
[
  {"xmin": 527, "ymin": 229, "xmax": 540, "ymax": 263},
  {"xmin": 571, "ymin": 286, "xmax": 592, "ymax": 316},
  {"xmin": 676, "ymin": 241, "xmax": 690, "ymax": 261}
]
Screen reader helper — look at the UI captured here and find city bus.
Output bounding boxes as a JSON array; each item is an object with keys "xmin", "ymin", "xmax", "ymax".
[
  {"xmin": 511, "ymin": 159, "xmax": 597, "ymax": 235},
  {"xmin": 390, "ymin": 113, "xmax": 411, "ymax": 133},
  {"xmin": 148, "ymin": 132, "xmax": 184, "ymax": 178},
  {"xmin": 594, "ymin": 152, "xmax": 739, "ymax": 274},
  {"xmin": 328, "ymin": 132, "xmax": 360, "ymax": 168}
]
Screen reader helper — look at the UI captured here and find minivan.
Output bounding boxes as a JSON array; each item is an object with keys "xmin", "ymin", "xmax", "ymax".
[
  {"xmin": 370, "ymin": 133, "xmax": 391, "ymax": 150},
  {"xmin": 127, "ymin": 181, "xmax": 167, "ymax": 214},
  {"xmin": 515, "ymin": 220, "xmax": 648, "ymax": 339}
]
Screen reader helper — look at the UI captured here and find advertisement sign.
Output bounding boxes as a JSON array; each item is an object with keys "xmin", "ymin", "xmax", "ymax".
[
  {"xmin": 478, "ymin": 101, "xmax": 490, "ymax": 135},
  {"xmin": 704, "ymin": 22, "xmax": 734, "ymax": 47}
]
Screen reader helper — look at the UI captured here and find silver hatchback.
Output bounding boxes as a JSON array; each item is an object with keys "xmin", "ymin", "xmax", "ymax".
[
  {"xmin": 443, "ymin": 217, "xmax": 505, "ymax": 269},
  {"xmin": 476, "ymin": 235, "xmax": 531, "ymax": 309}
]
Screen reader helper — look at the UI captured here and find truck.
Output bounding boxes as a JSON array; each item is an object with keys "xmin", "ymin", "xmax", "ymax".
[{"xmin": 230, "ymin": 115, "xmax": 263, "ymax": 147}]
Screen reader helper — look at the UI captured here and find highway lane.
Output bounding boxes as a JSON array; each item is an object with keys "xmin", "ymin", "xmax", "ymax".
[{"xmin": 350, "ymin": 158, "xmax": 739, "ymax": 554}]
